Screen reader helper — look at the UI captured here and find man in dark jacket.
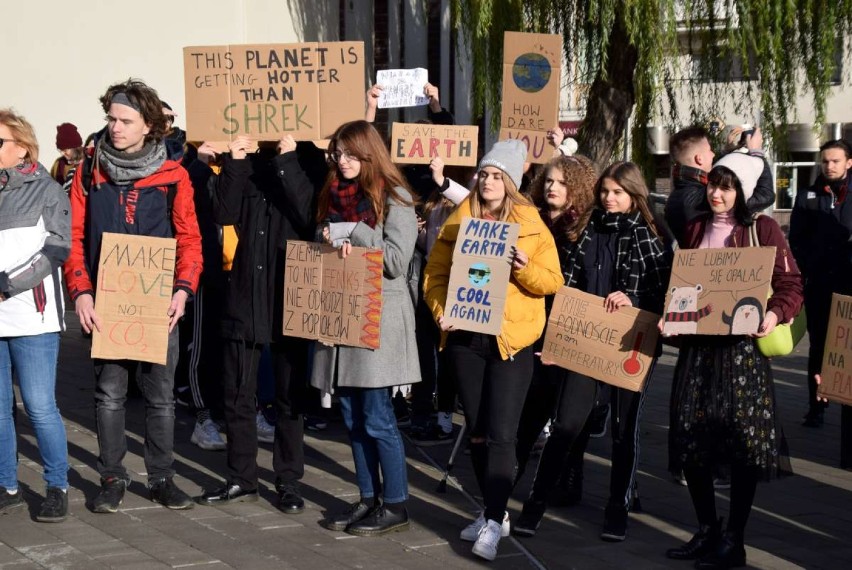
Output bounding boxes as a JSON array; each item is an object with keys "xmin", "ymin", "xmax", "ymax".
[
  {"xmin": 64, "ymin": 79, "xmax": 203, "ymax": 513},
  {"xmin": 664, "ymin": 126, "xmax": 775, "ymax": 247},
  {"xmin": 196, "ymin": 134, "xmax": 325, "ymax": 512},
  {"xmin": 789, "ymin": 140, "xmax": 852, "ymax": 439}
]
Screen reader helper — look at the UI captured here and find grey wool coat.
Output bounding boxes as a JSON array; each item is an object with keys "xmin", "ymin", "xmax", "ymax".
[{"xmin": 311, "ymin": 187, "xmax": 421, "ymax": 393}]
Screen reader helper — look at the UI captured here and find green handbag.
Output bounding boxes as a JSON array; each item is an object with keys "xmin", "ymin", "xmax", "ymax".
[{"xmin": 748, "ymin": 217, "xmax": 806, "ymax": 357}]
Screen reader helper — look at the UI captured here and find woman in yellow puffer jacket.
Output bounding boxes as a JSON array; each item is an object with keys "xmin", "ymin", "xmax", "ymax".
[{"xmin": 423, "ymin": 139, "xmax": 563, "ymax": 562}]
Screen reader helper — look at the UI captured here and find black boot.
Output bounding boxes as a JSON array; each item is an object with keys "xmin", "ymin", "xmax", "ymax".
[
  {"xmin": 666, "ymin": 518, "xmax": 722, "ymax": 560},
  {"xmin": 345, "ymin": 502, "xmax": 410, "ymax": 536},
  {"xmin": 696, "ymin": 530, "xmax": 746, "ymax": 569}
]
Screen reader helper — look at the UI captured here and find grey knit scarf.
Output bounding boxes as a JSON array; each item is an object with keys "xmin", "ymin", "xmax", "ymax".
[{"xmin": 96, "ymin": 138, "xmax": 166, "ymax": 185}]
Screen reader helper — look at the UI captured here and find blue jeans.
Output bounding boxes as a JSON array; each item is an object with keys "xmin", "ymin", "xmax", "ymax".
[
  {"xmin": 338, "ymin": 387, "xmax": 408, "ymax": 503},
  {"xmin": 0, "ymin": 333, "xmax": 67, "ymax": 490},
  {"xmin": 93, "ymin": 328, "xmax": 179, "ymax": 482}
]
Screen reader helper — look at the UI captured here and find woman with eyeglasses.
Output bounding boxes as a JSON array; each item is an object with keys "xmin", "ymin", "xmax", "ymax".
[
  {"xmin": 423, "ymin": 139, "xmax": 563, "ymax": 561},
  {"xmin": 514, "ymin": 162, "xmax": 670, "ymax": 543},
  {"xmin": 313, "ymin": 120, "xmax": 420, "ymax": 536},
  {"xmin": 0, "ymin": 109, "xmax": 72, "ymax": 522}
]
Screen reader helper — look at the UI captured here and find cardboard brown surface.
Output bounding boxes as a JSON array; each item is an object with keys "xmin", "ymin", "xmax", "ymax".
[
  {"xmin": 184, "ymin": 42, "xmax": 365, "ymax": 145},
  {"xmin": 91, "ymin": 233, "xmax": 176, "ymax": 365},
  {"xmin": 818, "ymin": 293, "xmax": 852, "ymax": 406},
  {"xmin": 498, "ymin": 31, "xmax": 562, "ymax": 163},
  {"xmin": 541, "ymin": 288, "xmax": 660, "ymax": 392},
  {"xmin": 390, "ymin": 123, "xmax": 478, "ymax": 166},
  {"xmin": 283, "ymin": 241, "xmax": 383, "ymax": 349},
  {"xmin": 662, "ymin": 247, "xmax": 775, "ymax": 336},
  {"xmin": 443, "ymin": 217, "xmax": 519, "ymax": 335}
]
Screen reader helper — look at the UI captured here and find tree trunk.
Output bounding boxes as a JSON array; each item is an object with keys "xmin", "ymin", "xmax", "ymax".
[{"xmin": 577, "ymin": 12, "xmax": 639, "ymax": 172}]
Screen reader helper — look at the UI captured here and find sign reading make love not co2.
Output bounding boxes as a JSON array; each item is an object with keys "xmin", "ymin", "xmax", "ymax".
[
  {"xmin": 92, "ymin": 233, "xmax": 176, "ymax": 365},
  {"xmin": 443, "ymin": 217, "xmax": 519, "ymax": 335},
  {"xmin": 183, "ymin": 42, "xmax": 365, "ymax": 145}
]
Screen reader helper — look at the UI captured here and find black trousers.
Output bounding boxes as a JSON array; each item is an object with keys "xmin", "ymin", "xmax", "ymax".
[
  {"xmin": 803, "ymin": 286, "xmax": 831, "ymax": 412},
  {"xmin": 445, "ymin": 332, "xmax": 533, "ymax": 522},
  {"xmin": 410, "ymin": 298, "xmax": 457, "ymax": 423},
  {"xmin": 530, "ymin": 371, "xmax": 648, "ymax": 510},
  {"xmin": 222, "ymin": 339, "xmax": 307, "ymax": 490}
]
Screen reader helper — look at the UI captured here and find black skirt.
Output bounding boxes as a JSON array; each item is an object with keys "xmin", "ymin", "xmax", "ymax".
[{"xmin": 668, "ymin": 335, "xmax": 792, "ymax": 480}]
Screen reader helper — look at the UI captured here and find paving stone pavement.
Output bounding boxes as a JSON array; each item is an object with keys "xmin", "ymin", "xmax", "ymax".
[{"xmin": 1, "ymin": 311, "xmax": 851, "ymax": 569}]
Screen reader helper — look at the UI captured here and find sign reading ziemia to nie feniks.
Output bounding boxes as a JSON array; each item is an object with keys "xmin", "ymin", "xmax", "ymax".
[
  {"xmin": 443, "ymin": 217, "xmax": 520, "ymax": 335},
  {"xmin": 183, "ymin": 42, "xmax": 365, "ymax": 143}
]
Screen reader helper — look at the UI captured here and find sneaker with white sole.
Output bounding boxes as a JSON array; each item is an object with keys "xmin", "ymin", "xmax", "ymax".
[
  {"xmin": 460, "ymin": 511, "xmax": 510, "ymax": 542},
  {"xmin": 191, "ymin": 419, "xmax": 227, "ymax": 451},
  {"xmin": 472, "ymin": 519, "xmax": 503, "ymax": 561},
  {"xmin": 256, "ymin": 411, "xmax": 275, "ymax": 444}
]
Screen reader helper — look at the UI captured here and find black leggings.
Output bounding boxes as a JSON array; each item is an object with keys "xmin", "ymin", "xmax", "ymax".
[
  {"xmin": 446, "ymin": 332, "xmax": 534, "ymax": 523},
  {"xmin": 684, "ymin": 463, "xmax": 761, "ymax": 537},
  {"xmin": 530, "ymin": 371, "xmax": 648, "ymax": 510}
]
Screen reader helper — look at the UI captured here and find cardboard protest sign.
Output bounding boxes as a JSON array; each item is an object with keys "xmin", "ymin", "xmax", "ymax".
[
  {"xmin": 541, "ymin": 288, "xmax": 660, "ymax": 392},
  {"xmin": 283, "ymin": 240, "xmax": 383, "ymax": 349},
  {"xmin": 91, "ymin": 233, "xmax": 176, "ymax": 365},
  {"xmin": 662, "ymin": 247, "xmax": 775, "ymax": 336},
  {"xmin": 376, "ymin": 68, "xmax": 429, "ymax": 108},
  {"xmin": 498, "ymin": 31, "xmax": 562, "ymax": 163},
  {"xmin": 818, "ymin": 293, "xmax": 852, "ymax": 405},
  {"xmin": 390, "ymin": 123, "xmax": 478, "ymax": 166},
  {"xmin": 443, "ymin": 217, "xmax": 520, "ymax": 335},
  {"xmin": 183, "ymin": 42, "xmax": 364, "ymax": 148}
]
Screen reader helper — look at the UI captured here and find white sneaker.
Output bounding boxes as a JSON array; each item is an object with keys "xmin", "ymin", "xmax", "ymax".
[
  {"xmin": 460, "ymin": 511, "xmax": 510, "ymax": 542},
  {"xmin": 191, "ymin": 419, "xmax": 227, "ymax": 451},
  {"xmin": 472, "ymin": 519, "xmax": 502, "ymax": 561},
  {"xmin": 256, "ymin": 411, "xmax": 275, "ymax": 443}
]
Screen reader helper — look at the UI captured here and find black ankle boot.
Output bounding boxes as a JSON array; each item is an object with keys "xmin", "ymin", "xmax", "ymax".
[
  {"xmin": 666, "ymin": 518, "xmax": 721, "ymax": 560},
  {"xmin": 696, "ymin": 530, "xmax": 746, "ymax": 569}
]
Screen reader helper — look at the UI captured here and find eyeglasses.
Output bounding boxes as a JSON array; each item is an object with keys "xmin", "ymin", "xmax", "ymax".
[
  {"xmin": 0, "ymin": 139, "xmax": 16, "ymax": 149},
  {"xmin": 329, "ymin": 149, "xmax": 360, "ymax": 163}
]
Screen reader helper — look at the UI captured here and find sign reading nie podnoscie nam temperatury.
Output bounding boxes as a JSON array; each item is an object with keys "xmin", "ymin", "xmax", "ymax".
[{"xmin": 443, "ymin": 217, "xmax": 520, "ymax": 335}]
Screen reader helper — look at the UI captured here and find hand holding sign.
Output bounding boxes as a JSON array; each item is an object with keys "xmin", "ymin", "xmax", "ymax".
[
  {"xmin": 228, "ymin": 135, "xmax": 253, "ymax": 159},
  {"xmin": 75, "ymin": 294, "xmax": 102, "ymax": 334}
]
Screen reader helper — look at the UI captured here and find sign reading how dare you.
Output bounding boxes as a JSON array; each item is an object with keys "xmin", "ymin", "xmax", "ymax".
[
  {"xmin": 92, "ymin": 233, "xmax": 176, "ymax": 365},
  {"xmin": 542, "ymin": 288, "xmax": 660, "ymax": 392},
  {"xmin": 283, "ymin": 241, "xmax": 383, "ymax": 349},
  {"xmin": 184, "ymin": 42, "xmax": 365, "ymax": 143},
  {"xmin": 819, "ymin": 293, "xmax": 852, "ymax": 405},
  {"xmin": 662, "ymin": 247, "xmax": 775, "ymax": 336},
  {"xmin": 444, "ymin": 217, "xmax": 519, "ymax": 335},
  {"xmin": 499, "ymin": 31, "xmax": 561, "ymax": 164}
]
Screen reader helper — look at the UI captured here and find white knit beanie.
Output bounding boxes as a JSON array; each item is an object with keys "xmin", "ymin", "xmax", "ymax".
[{"xmin": 714, "ymin": 153, "xmax": 763, "ymax": 201}]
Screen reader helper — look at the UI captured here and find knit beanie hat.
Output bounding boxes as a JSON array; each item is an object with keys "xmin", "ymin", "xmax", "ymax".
[
  {"xmin": 479, "ymin": 139, "xmax": 527, "ymax": 189},
  {"xmin": 56, "ymin": 123, "xmax": 83, "ymax": 150},
  {"xmin": 714, "ymin": 152, "xmax": 763, "ymax": 201}
]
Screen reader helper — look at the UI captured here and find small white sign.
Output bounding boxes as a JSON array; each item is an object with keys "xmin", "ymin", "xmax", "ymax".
[{"xmin": 377, "ymin": 68, "xmax": 429, "ymax": 108}]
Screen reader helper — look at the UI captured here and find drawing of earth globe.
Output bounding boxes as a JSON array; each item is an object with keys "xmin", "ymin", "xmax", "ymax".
[{"xmin": 512, "ymin": 53, "xmax": 551, "ymax": 93}]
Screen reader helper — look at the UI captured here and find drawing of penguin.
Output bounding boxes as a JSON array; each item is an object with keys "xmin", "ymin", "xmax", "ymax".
[{"xmin": 721, "ymin": 296, "xmax": 764, "ymax": 335}]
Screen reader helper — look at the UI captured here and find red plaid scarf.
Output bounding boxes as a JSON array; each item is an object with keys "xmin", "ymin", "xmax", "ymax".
[
  {"xmin": 672, "ymin": 163, "xmax": 709, "ymax": 186},
  {"xmin": 327, "ymin": 178, "xmax": 378, "ymax": 228}
]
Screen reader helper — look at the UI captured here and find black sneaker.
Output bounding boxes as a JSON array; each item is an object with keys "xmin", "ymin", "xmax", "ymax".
[
  {"xmin": 345, "ymin": 504, "xmax": 410, "ymax": 536},
  {"xmin": 149, "ymin": 478, "xmax": 194, "ymax": 510},
  {"xmin": 410, "ymin": 424, "xmax": 454, "ymax": 447},
  {"xmin": 304, "ymin": 415, "xmax": 328, "ymax": 432},
  {"xmin": 0, "ymin": 487, "xmax": 25, "ymax": 514},
  {"xmin": 513, "ymin": 498, "xmax": 547, "ymax": 537},
  {"xmin": 322, "ymin": 500, "xmax": 373, "ymax": 531},
  {"xmin": 600, "ymin": 504, "xmax": 628, "ymax": 542},
  {"xmin": 93, "ymin": 477, "xmax": 128, "ymax": 513},
  {"xmin": 36, "ymin": 487, "xmax": 68, "ymax": 523}
]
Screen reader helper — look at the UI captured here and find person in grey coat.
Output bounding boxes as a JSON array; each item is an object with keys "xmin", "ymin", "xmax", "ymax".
[{"xmin": 312, "ymin": 120, "xmax": 419, "ymax": 536}]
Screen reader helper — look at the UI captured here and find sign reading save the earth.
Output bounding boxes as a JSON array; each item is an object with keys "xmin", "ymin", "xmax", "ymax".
[{"xmin": 443, "ymin": 217, "xmax": 520, "ymax": 335}]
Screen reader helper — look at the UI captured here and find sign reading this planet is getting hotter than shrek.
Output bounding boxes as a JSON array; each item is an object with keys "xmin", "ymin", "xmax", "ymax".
[{"xmin": 443, "ymin": 217, "xmax": 520, "ymax": 335}]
